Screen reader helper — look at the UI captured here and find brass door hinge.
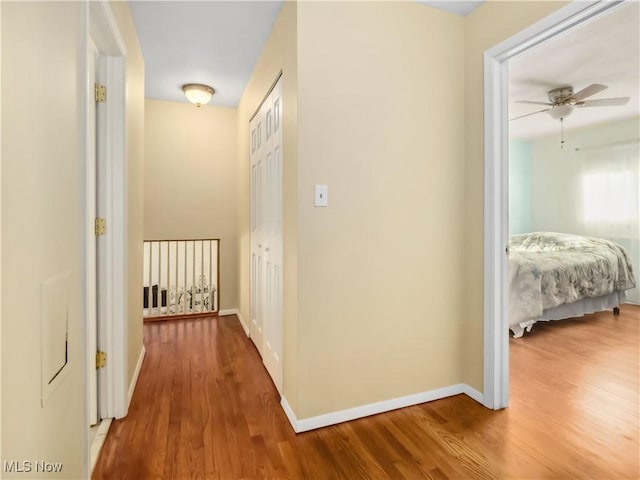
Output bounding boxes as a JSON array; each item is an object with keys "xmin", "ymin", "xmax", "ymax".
[
  {"xmin": 95, "ymin": 84, "xmax": 106, "ymax": 103},
  {"xmin": 95, "ymin": 217, "xmax": 106, "ymax": 236},
  {"xmin": 96, "ymin": 351, "xmax": 107, "ymax": 369}
]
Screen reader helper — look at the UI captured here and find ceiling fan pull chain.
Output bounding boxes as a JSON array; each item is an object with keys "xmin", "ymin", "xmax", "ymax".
[{"xmin": 560, "ymin": 117, "xmax": 565, "ymax": 149}]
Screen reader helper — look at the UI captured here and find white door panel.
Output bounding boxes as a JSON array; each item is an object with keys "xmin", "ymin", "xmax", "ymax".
[
  {"xmin": 87, "ymin": 39, "xmax": 99, "ymax": 427},
  {"xmin": 249, "ymin": 77, "xmax": 283, "ymax": 392},
  {"xmin": 95, "ymin": 51, "xmax": 110, "ymax": 420}
]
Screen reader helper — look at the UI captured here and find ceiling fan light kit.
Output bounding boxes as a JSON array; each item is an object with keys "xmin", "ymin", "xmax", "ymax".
[
  {"xmin": 548, "ymin": 103, "xmax": 574, "ymax": 120},
  {"xmin": 511, "ymin": 83, "xmax": 631, "ymax": 148}
]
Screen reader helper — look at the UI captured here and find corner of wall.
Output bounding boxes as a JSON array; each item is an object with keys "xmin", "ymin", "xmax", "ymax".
[{"xmin": 127, "ymin": 346, "xmax": 146, "ymax": 408}]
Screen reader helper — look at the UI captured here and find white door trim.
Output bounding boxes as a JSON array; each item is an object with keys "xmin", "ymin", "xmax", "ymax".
[
  {"xmin": 482, "ymin": 0, "xmax": 626, "ymax": 409},
  {"xmin": 0, "ymin": 1, "xmax": 3, "ymax": 465},
  {"xmin": 87, "ymin": 1, "xmax": 128, "ymax": 421}
]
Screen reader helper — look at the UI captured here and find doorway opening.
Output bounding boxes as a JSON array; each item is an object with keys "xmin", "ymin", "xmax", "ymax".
[
  {"xmin": 86, "ymin": 1, "xmax": 129, "ymax": 474},
  {"xmin": 482, "ymin": 0, "xmax": 630, "ymax": 409}
]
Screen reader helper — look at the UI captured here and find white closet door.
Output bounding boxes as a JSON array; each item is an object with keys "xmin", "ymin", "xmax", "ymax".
[
  {"xmin": 250, "ymin": 105, "xmax": 265, "ymax": 353},
  {"xmin": 262, "ymin": 80, "xmax": 283, "ymax": 392},
  {"xmin": 249, "ymin": 77, "xmax": 283, "ymax": 392}
]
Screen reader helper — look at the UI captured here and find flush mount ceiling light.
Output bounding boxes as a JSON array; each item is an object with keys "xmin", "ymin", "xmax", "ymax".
[{"xmin": 182, "ymin": 83, "xmax": 215, "ymax": 107}]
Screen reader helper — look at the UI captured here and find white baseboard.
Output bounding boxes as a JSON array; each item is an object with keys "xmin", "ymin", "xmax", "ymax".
[
  {"xmin": 281, "ymin": 383, "xmax": 484, "ymax": 433},
  {"xmin": 90, "ymin": 418, "xmax": 112, "ymax": 473},
  {"xmin": 127, "ymin": 346, "xmax": 146, "ymax": 408},
  {"xmin": 236, "ymin": 311, "xmax": 249, "ymax": 336},
  {"xmin": 219, "ymin": 308, "xmax": 249, "ymax": 336},
  {"xmin": 462, "ymin": 384, "xmax": 484, "ymax": 404},
  {"xmin": 281, "ymin": 396, "xmax": 299, "ymax": 431}
]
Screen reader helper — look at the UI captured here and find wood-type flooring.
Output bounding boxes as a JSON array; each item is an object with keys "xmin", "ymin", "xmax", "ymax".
[{"xmin": 93, "ymin": 305, "xmax": 639, "ymax": 479}]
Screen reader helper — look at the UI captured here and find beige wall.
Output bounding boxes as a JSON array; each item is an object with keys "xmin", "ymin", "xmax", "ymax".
[
  {"xmin": 241, "ymin": 0, "xmax": 472, "ymax": 421},
  {"xmin": 237, "ymin": 1, "xmax": 299, "ymax": 410},
  {"xmin": 239, "ymin": 0, "xmax": 577, "ymax": 419},
  {"xmin": 144, "ymin": 100, "xmax": 238, "ymax": 310},
  {"xmin": 1, "ymin": 2, "xmax": 87, "ymax": 477},
  {"xmin": 295, "ymin": 1, "xmax": 465, "ymax": 418},
  {"xmin": 1, "ymin": 2, "xmax": 144, "ymax": 476},
  {"xmin": 462, "ymin": 1, "xmax": 568, "ymax": 391},
  {"xmin": 110, "ymin": 0, "xmax": 146, "ymax": 398}
]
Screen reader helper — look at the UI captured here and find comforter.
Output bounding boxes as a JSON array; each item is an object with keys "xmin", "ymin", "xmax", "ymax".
[{"xmin": 508, "ymin": 232, "xmax": 636, "ymax": 329}]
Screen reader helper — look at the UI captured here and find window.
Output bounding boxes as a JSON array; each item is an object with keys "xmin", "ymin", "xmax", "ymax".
[
  {"xmin": 580, "ymin": 142, "xmax": 639, "ymax": 239},
  {"xmin": 583, "ymin": 171, "xmax": 635, "ymax": 224}
]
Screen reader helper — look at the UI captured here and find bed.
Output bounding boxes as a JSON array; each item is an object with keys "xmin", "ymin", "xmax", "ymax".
[{"xmin": 508, "ymin": 232, "xmax": 636, "ymax": 338}]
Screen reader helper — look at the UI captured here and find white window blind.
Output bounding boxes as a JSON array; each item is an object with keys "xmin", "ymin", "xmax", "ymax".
[{"xmin": 580, "ymin": 141, "xmax": 639, "ymax": 239}]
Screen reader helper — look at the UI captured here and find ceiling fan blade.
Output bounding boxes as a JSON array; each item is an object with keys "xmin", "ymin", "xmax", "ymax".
[
  {"xmin": 510, "ymin": 108, "xmax": 550, "ymax": 121},
  {"xmin": 516, "ymin": 100, "xmax": 553, "ymax": 106},
  {"xmin": 571, "ymin": 83, "xmax": 607, "ymax": 101},
  {"xmin": 577, "ymin": 97, "xmax": 630, "ymax": 107}
]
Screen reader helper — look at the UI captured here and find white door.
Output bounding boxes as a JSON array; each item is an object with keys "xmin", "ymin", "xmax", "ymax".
[
  {"xmin": 250, "ymin": 101, "xmax": 265, "ymax": 353},
  {"xmin": 88, "ymin": 43, "xmax": 110, "ymax": 425},
  {"xmin": 250, "ymin": 77, "xmax": 283, "ymax": 392},
  {"xmin": 88, "ymin": 1, "xmax": 129, "ymax": 421},
  {"xmin": 87, "ymin": 40, "xmax": 99, "ymax": 426},
  {"xmin": 95, "ymin": 51, "xmax": 109, "ymax": 420}
]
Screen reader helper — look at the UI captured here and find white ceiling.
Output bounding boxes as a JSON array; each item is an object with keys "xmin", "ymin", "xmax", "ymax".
[
  {"xmin": 130, "ymin": 0, "xmax": 638, "ymax": 124},
  {"xmin": 131, "ymin": 1, "xmax": 483, "ymax": 107},
  {"xmin": 130, "ymin": 1, "xmax": 283, "ymax": 107},
  {"xmin": 509, "ymin": 1, "xmax": 640, "ymax": 140}
]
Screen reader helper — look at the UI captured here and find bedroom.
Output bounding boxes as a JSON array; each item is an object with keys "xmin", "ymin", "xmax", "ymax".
[
  {"xmin": 504, "ymin": 6, "xmax": 638, "ymax": 467},
  {"xmin": 507, "ymin": 0, "xmax": 639, "ymax": 336}
]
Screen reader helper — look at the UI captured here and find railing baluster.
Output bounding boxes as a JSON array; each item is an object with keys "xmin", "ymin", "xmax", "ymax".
[
  {"xmin": 147, "ymin": 242, "xmax": 153, "ymax": 315},
  {"xmin": 200, "ymin": 240, "xmax": 204, "ymax": 312},
  {"xmin": 157, "ymin": 241, "xmax": 162, "ymax": 315},
  {"xmin": 209, "ymin": 240, "xmax": 213, "ymax": 312},
  {"xmin": 184, "ymin": 241, "xmax": 188, "ymax": 313},
  {"xmin": 166, "ymin": 241, "xmax": 170, "ymax": 315},
  {"xmin": 158, "ymin": 243, "xmax": 162, "ymax": 314},
  {"xmin": 174, "ymin": 242, "xmax": 178, "ymax": 314},
  {"xmin": 192, "ymin": 240, "xmax": 196, "ymax": 313}
]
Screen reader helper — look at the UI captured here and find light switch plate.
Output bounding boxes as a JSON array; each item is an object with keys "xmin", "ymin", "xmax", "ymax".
[{"xmin": 315, "ymin": 185, "xmax": 328, "ymax": 207}]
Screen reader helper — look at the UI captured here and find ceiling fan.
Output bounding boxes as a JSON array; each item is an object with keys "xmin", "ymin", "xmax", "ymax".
[{"xmin": 510, "ymin": 83, "xmax": 630, "ymax": 121}]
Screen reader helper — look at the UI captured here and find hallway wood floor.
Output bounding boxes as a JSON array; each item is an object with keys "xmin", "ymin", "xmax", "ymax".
[{"xmin": 93, "ymin": 306, "xmax": 639, "ymax": 479}]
